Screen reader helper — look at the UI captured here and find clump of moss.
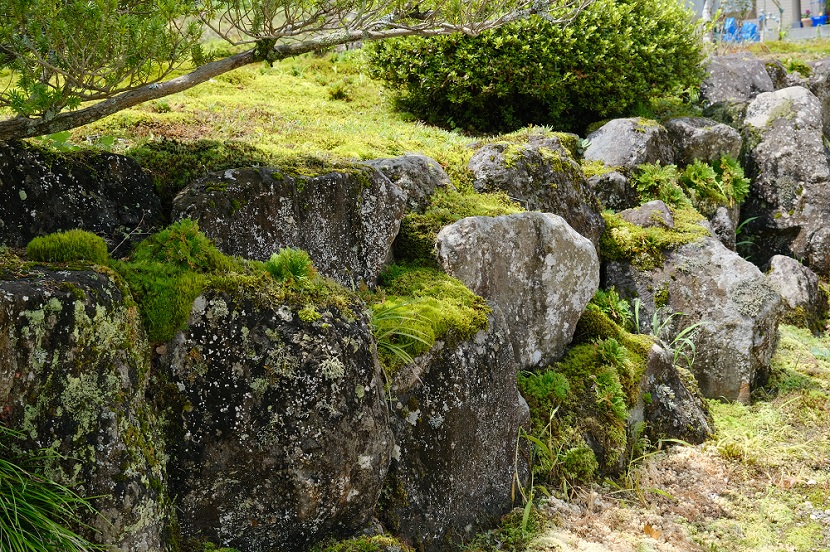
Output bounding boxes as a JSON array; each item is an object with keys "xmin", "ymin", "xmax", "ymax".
[
  {"xmin": 26, "ymin": 229, "xmax": 109, "ymax": 264},
  {"xmin": 310, "ymin": 535, "xmax": 414, "ymax": 552},
  {"xmin": 264, "ymin": 247, "xmax": 316, "ymax": 284},
  {"xmin": 368, "ymin": 264, "xmax": 491, "ymax": 372},
  {"xmin": 460, "ymin": 507, "xmax": 544, "ymax": 552},
  {"xmin": 599, "ymin": 207, "xmax": 709, "ymax": 270},
  {"xmin": 394, "ymin": 189, "xmax": 523, "ymax": 265}
]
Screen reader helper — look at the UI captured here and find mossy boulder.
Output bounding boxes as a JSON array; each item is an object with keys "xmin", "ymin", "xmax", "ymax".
[
  {"xmin": 604, "ymin": 236, "xmax": 782, "ymax": 403},
  {"xmin": 379, "ymin": 308, "xmax": 529, "ymax": 551},
  {"xmin": 0, "ymin": 266, "xmax": 168, "ymax": 551},
  {"xmin": 468, "ymin": 133, "xmax": 605, "ymax": 248},
  {"xmin": 740, "ymin": 86, "xmax": 830, "ymax": 276},
  {"xmin": 159, "ymin": 287, "xmax": 392, "ymax": 551},
  {"xmin": 172, "ymin": 165, "xmax": 406, "ymax": 287},
  {"xmin": 436, "ymin": 212, "xmax": 599, "ymax": 368},
  {"xmin": 0, "ymin": 141, "xmax": 162, "ymax": 255}
]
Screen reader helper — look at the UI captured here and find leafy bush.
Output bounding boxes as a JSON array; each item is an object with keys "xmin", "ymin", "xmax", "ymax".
[
  {"xmin": 26, "ymin": 229, "xmax": 109, "ymax": 264},
  {"xmin": 0, "ymin": 425, "xmax": 100, "ymax": 552},
  {"xmin": 368, "ymin": 0, "xmax": 705, "ymax": 133}
]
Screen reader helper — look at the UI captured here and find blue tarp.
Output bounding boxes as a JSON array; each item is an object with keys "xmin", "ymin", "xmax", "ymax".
[{"xmin": 720, "ymin": 17, "xmax": 760, "ymax": 42}]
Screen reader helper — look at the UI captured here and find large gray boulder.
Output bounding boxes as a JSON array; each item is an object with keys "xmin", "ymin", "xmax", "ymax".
[
  {"xmin": 583, "ymin": 118, "xmax": 674, "ymax": 172},
  {"xmin": 0, "ymin": 265, "xmax": 167, "ymax": 551},
  {"xmin": 766, "ymin": 255, "xmax": 827, "ymax": 333},
  {"xmin": 741, "ymin": 86, "xmax": 830, "ymax": 275},
  {"xmin": 664, "ymin": 117, "xmax": 743, "ymax": 166},
  {"xmin": 701, "ymin": 53, "xmax": 775, "ymax": 106},
  {"xmin": 365, "ymin": 154, "xmax": 453, "ymax": 214},
  {"xmin": 172, "ymin": 165, "xmax": 406, "ymax": 286},
  {"xmin": 381, "ymin": 309, "xmax": 529, "ymax": 551},
  {"xmin": 0, "ymin": 141, "xmax": 161, "ymax": 255},
  {"xmin": 605, "ymin": 236, "xmax": 782, "ymax": 403},
  {"xmin": 436, "ymin": 212, "xmax": 599, "ymax": 368},
  {"xmin": 468, "ymin": 134, "xmax": 605, "ymax": 248},
  {"xmin": 162, "ymin": 288, "xmax": 392, "ymax": 552}
]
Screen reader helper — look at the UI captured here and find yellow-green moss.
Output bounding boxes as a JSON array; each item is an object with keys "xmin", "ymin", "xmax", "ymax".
[
  {"xmin": 26, "ymin": 229, "xmax": 109, "ymax": 264},
  {"xmin": 310, "ymin": 535, "xmax": 414, "ymax": 552},
  {"xmin": 599, "ymin": 207, "xmax": 709, "ymax": 270},
  {"xmin": 394, "ymin": 189, "xmax": 523, "ymax": 266}
]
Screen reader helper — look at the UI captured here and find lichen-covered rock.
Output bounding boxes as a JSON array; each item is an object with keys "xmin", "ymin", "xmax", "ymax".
[
  {"xmin": 583, "ymin": 119, "xmax": 674, "ymax": 173},
  {"xmin": 436, "ymin": 212, "xmax": 599, "ymax": 368},
  {"xmin": 632, "ymin": 344, "xmax": 714, "ymax": 445},
  {"xmin": 586, "ymin": 170, "xmax": 636, "ymax": 211},
  {"xmin": 741, "ymin": 86, "xmax": 830, "ymax": 275},
  {"xmin": 172, "ymin": 165, "xmax": 406, "ymax": 286},
  {"xmin": 700, "ymin": 53, "xmax": 775, "ymax": 106},
  {"xmin": 468, "ymin": 134, "xmax": 605, "ymax": 248},
  {"xmin": 766, "ymin": 255, "xmax": 827, "ymax": 333},
  {"xmin": 807, "ymin": 57, "xmax": 830, "ymax": 138},
  {"xmin": 0, "ymin": 141, "xmax": 161, "ymax": 254},
  {"xmin": 605, "ymin": 237, "xmax": 782, "ymax": 403},
  {"xmin": 664, "ymin": 117, "xmax": 743, "ymax": 166},
  {"xmin": 365, "ymin": 155, "xmax": 453, "ymax": 214},
  {"xmin": 0, "ymin": 265, "xmax": 167, "ymax": 551},
  {"xmin": 161, "ymin": 287, "xmax": 392, "ymax": 552},
  {"xmin": 380, "ymin": 309, "xmax": 529, "ymax": 551}
]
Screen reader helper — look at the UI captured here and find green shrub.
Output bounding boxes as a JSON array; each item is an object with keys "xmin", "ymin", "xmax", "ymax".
[
  {"xmin": 26, "ymin": 229, "xmax": 109, "ymax": 264},
  {"xmin": 368, "ymin": 0, "xmax": 704, "ymax": 133},
  {"xmin": 591, "ymin": 288, "xmax": 635, "ymax": 332},
  {"xmin": 633, "ymin": 162, "xmax": 690, "ymax": 209},
  {"xmin": 264, "ymin": 248, "xmax": 316, "ymax": 284}
]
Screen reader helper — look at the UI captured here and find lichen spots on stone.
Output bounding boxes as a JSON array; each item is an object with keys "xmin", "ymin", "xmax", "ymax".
[{"xmin": 731, "ymin": 278, "xmax": 781, "ymax": 317}]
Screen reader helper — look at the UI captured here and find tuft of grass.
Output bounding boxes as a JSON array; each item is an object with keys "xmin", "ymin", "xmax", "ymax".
[
  {"xmin": 367, "ymin": 264, "xmax": 491, "ymax": 372},
  {"xmin": 0, "ymin": 425, "xmax": 101, "ymax": 552},
  {"xmin": 26, "ymin": 229, "xmax": 109, "ymax": 264}
]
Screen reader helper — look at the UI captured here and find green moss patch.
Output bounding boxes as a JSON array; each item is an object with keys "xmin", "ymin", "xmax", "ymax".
[
  {"xmin": 26, "ymin": 229, "xmax": 109, "ymax": 264},
  {"xmin": 310, "ymin": 535, "xmax": 414, "ymax": 552},
  {"xmin": 368, "ymin": 264, "xmax": 491, "ymax": 373},
  {"xmin": 394, "ymin": 189, "xmax": 523, "ymax": 266},
  {"xmin": 599, "ymin": 206, "xmax": 709, "ymax": 270}
]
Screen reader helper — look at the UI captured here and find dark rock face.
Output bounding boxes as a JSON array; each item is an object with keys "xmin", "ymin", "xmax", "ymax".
[
  {"xmin": 0, "ymin": 267, "xmax": 167, "ymax": 551},
  {"xmin": 468, "ymin": 134, "xmax": 605, "ymax": 248},
  {"xmin": 664, "ymin": 117, "xmax": 743, "ymax": 166},
  {"xmin": 741, "ymin": 86, "xmax": 830, "ymax": 275},
  {"xmin": 436, "ymin": 212, "xmax": 599, "ymax": 368},
  {"xmin": 584, "ymin": 118, "xmax": 674, "ymax": 172},
  {"xmin": 635, "ymin": 344, "xmax": 714, "ymax": 445},
  {"xmin": 766, "ymin": 255, "xmax": 828, "ymax": 333},
  {"xmin": 172, "ymin": 165, "xmax": 406, "ymax": 287},
  {"xmin": 381, "ymin": 309, "xmax": 529, "ymax": 552},
  {"xmin": 587, "ymin": 170, "xmax": 636, "ymax": 211},
  {"xmin": 0, "ymin": 141, "xmax": 161, "ymax": 254},
  {"xmin": 701, "ymin": 53, "xmax": 775, "ymax": 106},
  {"xmin": 365, "ymin": 154, "xmax": 453, "ymax": 214},
  {"xmin": 765, "ymin": 59, "xmax": 808, "ymax": 90},
  {"xmin": 605, "ymin": 237, "xmax": 782, "ymax": 403},
  {"xmin": 162, "ymin": 289, "xmax": 392, "ymax": 552}
]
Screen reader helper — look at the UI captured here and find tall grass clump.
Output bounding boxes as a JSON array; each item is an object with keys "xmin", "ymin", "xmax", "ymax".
[
  {"xmin": 0, "ymin": 425, "xmax": 100, "ymax": 552},
  {"xmin": 26, "ymin": 229, "xmax": 109, "ymax": 264}
]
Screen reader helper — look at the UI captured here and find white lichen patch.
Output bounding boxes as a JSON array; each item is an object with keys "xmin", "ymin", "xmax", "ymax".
[{"xmin": 320, "ymin": 356, "xmax": 345, "ymax": 380}]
